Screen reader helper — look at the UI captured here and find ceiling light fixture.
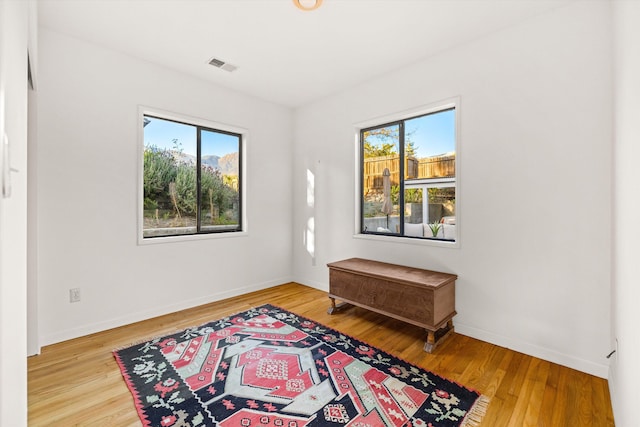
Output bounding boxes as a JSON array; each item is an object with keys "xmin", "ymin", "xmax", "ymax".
[{"xmin": 293, "ymin": 0, "xmax": 323, "ymax": 11}]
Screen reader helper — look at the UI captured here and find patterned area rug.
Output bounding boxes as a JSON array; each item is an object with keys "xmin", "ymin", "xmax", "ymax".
[{"xmin": 114, "ymin": 304, "xmax": 488, "ymax": 427}]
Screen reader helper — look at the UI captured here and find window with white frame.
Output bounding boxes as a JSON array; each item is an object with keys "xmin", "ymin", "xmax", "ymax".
[
  {"xmin": 360, "ymin": 105, "xmax": 457, "ymax": 242},
  {"xmin": 141, "ymin": 112, "xmax": 242, "ymax": 239}
]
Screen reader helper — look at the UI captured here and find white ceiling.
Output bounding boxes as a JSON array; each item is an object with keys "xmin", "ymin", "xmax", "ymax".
[{"xmin": 38, "ymin": 0, "xmax": 573, "ymax": 108}]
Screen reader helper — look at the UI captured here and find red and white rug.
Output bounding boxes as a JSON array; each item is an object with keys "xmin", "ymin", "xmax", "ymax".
[{"xmin": 114, "ymin": 304, "xmax": 488, "ymax": 427}]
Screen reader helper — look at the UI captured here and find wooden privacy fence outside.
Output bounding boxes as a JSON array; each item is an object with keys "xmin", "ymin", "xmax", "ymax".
[
  {"xmin": 363, "ymin": 154, "xmax": 455, "ymax": 194},
  {"xmin": 419, "ymin": 153, "xmax": 456, "ymax": 180}
]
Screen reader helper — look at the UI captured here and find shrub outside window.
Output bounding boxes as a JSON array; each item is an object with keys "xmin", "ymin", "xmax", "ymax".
[
  {"xmin": 360, "ymin": 106, "xmax": 457, "ymax": 242},
  {"xmin": 142, "ymin": 113, "xmax": 242, "ymax": 239}
]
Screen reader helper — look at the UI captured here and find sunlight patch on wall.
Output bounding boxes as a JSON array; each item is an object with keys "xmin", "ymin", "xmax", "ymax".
[
  {"xmin": 305, "ymin": 168, "xmax": 315, "ymax": 265},
  {"xmin": 307, "ymin": 168, "xmax": 315, "ymax": 207}
]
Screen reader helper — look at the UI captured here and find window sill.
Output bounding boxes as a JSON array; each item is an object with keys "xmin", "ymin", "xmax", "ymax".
[
  {"xmin": 353, "ymin": 233, "xmax": 459, "ymax": 249},
  {"xmin": 138, "ymin": 230, "xmax": 248, "ymax": 245}
]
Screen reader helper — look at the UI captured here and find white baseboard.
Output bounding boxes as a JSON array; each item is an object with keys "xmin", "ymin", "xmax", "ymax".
[
  {"xmin": 294, "ymin": 278, "xmax": 328, "ymax": 292},
  {"xmin": 45, "ymin": 277, "xmax": 610, "ymax": 380},
  {"xmin": 40, "ymin": 277, "xmax": 292, "ymax": 347},
  {"xmin": 293, "ymin": 277, "xmax": 610, "ymax": 378},
  {"xmin": 291, "ymin": 278, "xmax": 610, "ymax": 379},
  {"xmin": 455, "ymin": 322, "xmax": 610, "ymax": 379}
]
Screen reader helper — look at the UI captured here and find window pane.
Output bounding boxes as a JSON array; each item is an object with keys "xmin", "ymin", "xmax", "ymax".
[
  {"xmin": 199, "ymin": 130, "xmax": 240, "ymax": 231},
  {"xmin": 404, "ymin": 188, "xmax": 424, "ymax": 223},
  {"xmin": 425, "ymin": 187, "xmax": 456, "ymax": 240},
  {"xmin": 143, "ymin": 116, "xmax": 197, "ymax": 237},
  {"xmin": 427, "ymin": 187, "xmax": 455, "ymax": 222},
  {"xmin": 362, "ymin": 124, "xmax": 400, "ymax": 233},
  {"xmin": 403, "ymin": 188, "xmax": 424, "ymax": 237},
  {"xmin": 360, "ymin": 105, "xmax": 457, "ymax": 243},
  {"xmin": 405, "ymin": 109, "xmax": 456, "ymax": 180}
]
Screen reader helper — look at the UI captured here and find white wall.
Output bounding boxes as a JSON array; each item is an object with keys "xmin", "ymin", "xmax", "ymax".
[
  {"xmin": 610, "ymin": 1, "xmax": 640, "ymax": 424},
  {"xmin": 0, "ymin": 0, "xmax": 31, "ymax": 425},
  {"xmin": 35, "ymin": 0, "xmax": 617, "ymax": 384},
  {"xmin": 293, "ymin": 1, "xmax": 612, "ymax": 378},
  {"xmin": 37, "ymin": 29, "xmax": 293, "ymax": 345}
]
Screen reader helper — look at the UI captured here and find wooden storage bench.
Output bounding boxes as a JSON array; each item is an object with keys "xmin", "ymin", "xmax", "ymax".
[{"xmin": 327, "ymin": 258, "xmax": 457, "ymax": 352}]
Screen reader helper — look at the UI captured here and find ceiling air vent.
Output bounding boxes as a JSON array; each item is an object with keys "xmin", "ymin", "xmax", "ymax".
[{"xmin": 208, "ymin": 57, "xmax": 237, "ymax": 73}]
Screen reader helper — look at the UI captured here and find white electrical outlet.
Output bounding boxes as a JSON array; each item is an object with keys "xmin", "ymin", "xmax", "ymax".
[{"xmin": 69, "ymin": 288, "xmax": 81, "ymax": 303}]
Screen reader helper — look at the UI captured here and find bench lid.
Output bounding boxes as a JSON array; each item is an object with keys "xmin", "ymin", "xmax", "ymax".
[{"xmin": 327, "ymin": 258, "xmax": 457, "ymax": 288}]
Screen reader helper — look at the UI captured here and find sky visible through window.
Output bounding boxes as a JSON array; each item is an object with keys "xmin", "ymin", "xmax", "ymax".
[
  {"xmin": 144, "ymin": 110, "xmax": 453, "ymax": 160},
  {"xmin": 144, "ymin": 116, "xmax": 239, "ymax": 158},
  {"xmin": 406, "ymin": 109, "xmax": 455, "ymax": 158}
]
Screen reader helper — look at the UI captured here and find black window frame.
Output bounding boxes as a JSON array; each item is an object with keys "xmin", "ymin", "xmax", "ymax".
[
  {"xmin": 359, "ymin": 106, "xmax": 457, "ymax": 242},
  {"xmin": 142, "ymin": 113, "xmax": 243, "ymax": 240}
]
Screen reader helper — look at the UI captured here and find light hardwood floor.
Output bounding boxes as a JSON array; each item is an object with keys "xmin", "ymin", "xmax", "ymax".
[{"xmin": 28, "ymin": 282, "xmax": 615, "ymax": 426}]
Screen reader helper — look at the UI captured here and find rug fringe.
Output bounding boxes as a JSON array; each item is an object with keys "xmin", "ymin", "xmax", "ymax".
[{"xmin": 460, "ymin": 395, "xmax": 490, "ymax": 427}]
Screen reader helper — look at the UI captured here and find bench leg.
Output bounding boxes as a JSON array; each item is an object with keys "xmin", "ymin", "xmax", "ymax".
[
  {"xmin": 423, "ymin": 321, "xmax": 455, "ymax": 353},
  {"xmin": 327, "ymin": 297, "xmax": 351, "ymax": 315},
  {"xmin": 424, "ymin": 330, "xmax": 437, "ymax": 353},
  {"xmin": 327, "ymin": 297, "xmax": 337, "ymax": 314}
]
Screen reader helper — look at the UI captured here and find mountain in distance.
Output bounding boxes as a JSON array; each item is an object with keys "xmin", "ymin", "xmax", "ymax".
[
  {"xmin": 201, "ymin": 154, "xmax": 219, "ymax": 170},
  {"xmin": 216, "ymin": 152, "xmax": 239, "ymax": 176},
  {"xmin": 171, "ymin": 151, "xmax": 239, "ymax": 176}
]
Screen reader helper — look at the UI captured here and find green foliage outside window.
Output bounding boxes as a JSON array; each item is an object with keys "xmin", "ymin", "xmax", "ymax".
[
  {"xmin": 363, "ymin": 127, "xmax": 417, "ymax": 157},
  {"xmin": 143, "ymin": 145, "xmax": 238, "ymax": 224}
]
